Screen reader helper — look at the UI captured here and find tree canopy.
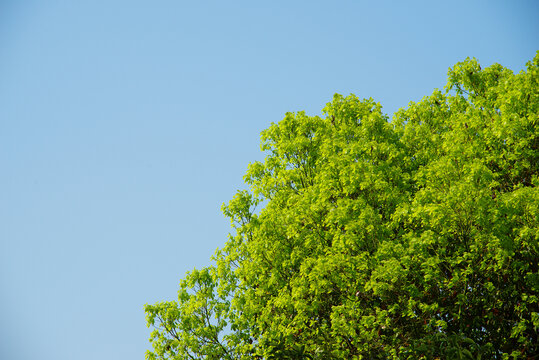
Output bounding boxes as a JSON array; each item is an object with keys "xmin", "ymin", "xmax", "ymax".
[{"xmin": 145, "ymin": 53, "xmax": 539, "ymax": 359}]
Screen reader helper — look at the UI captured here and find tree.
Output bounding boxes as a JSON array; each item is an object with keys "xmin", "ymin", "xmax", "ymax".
[{"xmin": 145, "ymin": 53, "xmax": 539, "ymax": 359}]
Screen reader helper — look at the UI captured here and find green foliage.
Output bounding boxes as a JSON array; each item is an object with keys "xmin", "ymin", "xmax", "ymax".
[{"xmin": 145, "ymin": 52, "xmax": 539, "ymax": 359}]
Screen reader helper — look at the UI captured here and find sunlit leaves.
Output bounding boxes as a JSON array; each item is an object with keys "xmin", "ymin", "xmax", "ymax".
[{"xmin": 145, "ymin": 52, "xmax": 539, "ymax": 359}]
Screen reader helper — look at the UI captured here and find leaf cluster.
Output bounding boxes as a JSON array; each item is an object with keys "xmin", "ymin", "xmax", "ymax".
[{"xmin": 145, "ymin": 52, "xmax": 539, "ymax": 359}]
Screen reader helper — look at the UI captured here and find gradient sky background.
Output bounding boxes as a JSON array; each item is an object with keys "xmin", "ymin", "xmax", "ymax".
[{"xmin": 1, "ymin": 1, "xmax": 537, "ymax": 359}]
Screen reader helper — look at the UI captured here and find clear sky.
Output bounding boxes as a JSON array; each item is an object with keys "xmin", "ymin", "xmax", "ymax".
[{"xmin": 1, "ymin": 1, "xmax": 537, "ymax": 359}]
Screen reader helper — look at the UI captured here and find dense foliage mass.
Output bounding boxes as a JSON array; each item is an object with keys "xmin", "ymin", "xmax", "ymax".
[{"xmin": 145, "ymin": 53, "xmax": 539, "ymax": 359}]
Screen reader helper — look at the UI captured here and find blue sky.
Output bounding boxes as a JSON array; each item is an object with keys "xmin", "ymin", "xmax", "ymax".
[{"xmin": 1, "ymin": 1, "xmax": 537, "ymax": 359}]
